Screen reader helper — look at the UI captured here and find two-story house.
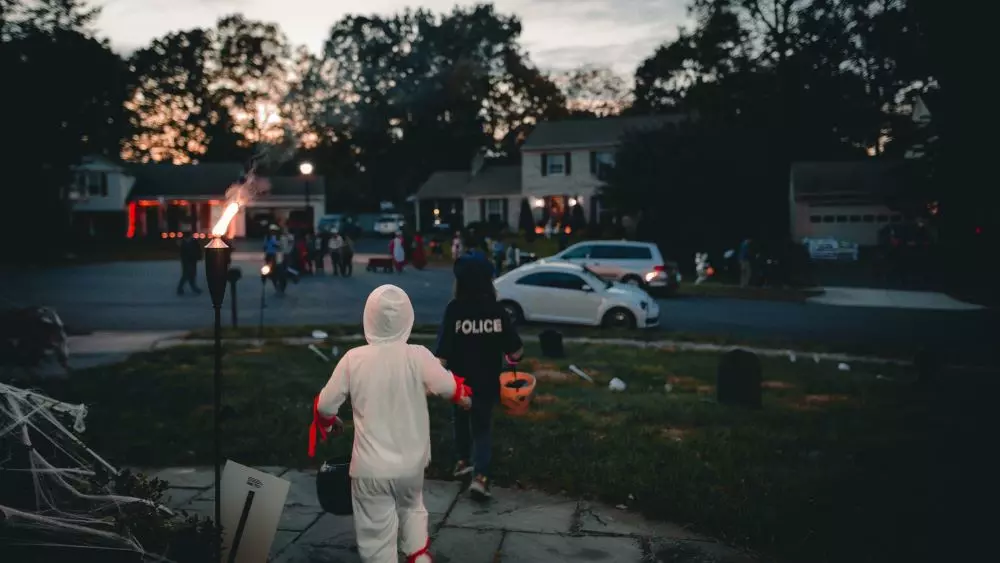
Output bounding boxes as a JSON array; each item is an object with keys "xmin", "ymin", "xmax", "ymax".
[
  {"xmin": 69, "ymin": 155, "xmax": 326, "ymax": 239},
  {"xmin": 413, "ymin": 114, "xmax": 686, "ymax": 233}
]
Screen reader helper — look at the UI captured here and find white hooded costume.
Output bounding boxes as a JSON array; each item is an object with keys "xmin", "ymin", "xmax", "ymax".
[{"xmin": 312, "ymin": 284, "xmax": 471, "ymax": 563}]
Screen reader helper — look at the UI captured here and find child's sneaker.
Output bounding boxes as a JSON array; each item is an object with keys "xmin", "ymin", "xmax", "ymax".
[
  {"xmin": 468, "ymin": 475, "xmax": 491, "ymax": 501},
  {"xmin": 453, "ymin": 460, "xmax": 473, "ymax": 478}
]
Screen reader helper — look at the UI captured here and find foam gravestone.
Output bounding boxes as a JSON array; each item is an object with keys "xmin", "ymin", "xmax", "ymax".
[{"xmin": 716, "ymin": 349, "xmax": 763, "ymax": 408}]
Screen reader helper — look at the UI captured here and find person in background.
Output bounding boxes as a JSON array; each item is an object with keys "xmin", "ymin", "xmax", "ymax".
[
  {"xmin": 340, "ymin": 233, "xmax": 355, "ymax": 277},
  {"xmin": 263, "ymin": 224, "xmax": 281, "ymax": 268},
  {"xmin": 451, "ymin": 232, "xmax": 464, "ymax": 262},
  {"xmin": 411, "ymin": 233, "xmax": 427, "ymax": 270},
  {"xmin": 491, "ymin": 237, "xmax": 505, "ymax": 276},
  {"xmin": 315, "ymin": 228, "xmax": 330, "ymax": 274},
  {"xmin": 176, "ymin": 230, "xmax": 203, "ymax": 295},
  {"xmin": 309, "ymin": 284, "xmax": 472, "ymax": 563},
  {"xmin": 435, "ymin": 258, "xmax": 523, "ymax": 501},
  {"xmin": 739, "ymin": 238, "xmax": 753, "ymax": 288},
  {"xmin": 504, "ymin": 242, "xmax": 517, "ymax": 273},
  {"xmin": 329, "ymin": 230, "xmax": 345, "ymax": 276},
  {"xmin": 389, "ymin": 231, "xmax": 406, "ymax": 274},
  {"xmin": 297, "ymin": 233, "xmax": 312, "ymax": 275}
]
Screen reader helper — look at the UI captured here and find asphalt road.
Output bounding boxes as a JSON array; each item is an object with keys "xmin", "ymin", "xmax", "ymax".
[{"xmin": 6, "ymin": 257, "xmax": 998, "ymax": 367}]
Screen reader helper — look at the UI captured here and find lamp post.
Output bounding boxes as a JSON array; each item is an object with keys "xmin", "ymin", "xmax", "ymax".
[
  {"xmin": 259, "ymin": 264, "xmax": 270, "ymax": 340},
  {"xmin": 203, "ymin": 236, "xmax": 230, "ymax": 563},
  {"xmin": 299, "ymin": 162, "xmax": 313, "ymax": 230}
]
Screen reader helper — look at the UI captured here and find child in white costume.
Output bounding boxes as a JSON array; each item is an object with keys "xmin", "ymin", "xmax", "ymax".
[{"xmin": 309, "ymin": 284, "xmax": 472, "ymax": 563}]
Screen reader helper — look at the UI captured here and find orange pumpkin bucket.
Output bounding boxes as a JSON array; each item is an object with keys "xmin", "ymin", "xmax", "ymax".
[{"xmin": 499, "ymin": 370, "xmax": 537, "ymax": 415}]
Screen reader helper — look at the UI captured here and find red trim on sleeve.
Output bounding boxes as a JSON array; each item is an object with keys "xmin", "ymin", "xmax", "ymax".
[
  {"xmin": 406, "ymin": 538, "xmax": 432, "ymax": 562},
  {"xmin": 450, "ymin": 374, "xmax": 472, "ymax": 405},
  {"xmin": 308, "ymin": 395, "xmax": 339, "ymax": 458}
]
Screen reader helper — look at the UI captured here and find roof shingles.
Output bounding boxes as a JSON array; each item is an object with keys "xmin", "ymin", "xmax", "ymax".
[
  {"xmin": 415, "ymin": 165, "xmax": 520, "ymax": 199},
  {"xmin": 125, "ymin": 162, "xmax": 324, "ymax": 200}
]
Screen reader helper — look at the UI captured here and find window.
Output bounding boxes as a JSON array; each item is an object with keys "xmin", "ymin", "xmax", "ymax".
[
  {"xmin": 836, "ymin": 215, "xmax": 847, "ymax": 223},
  {"xmin": 890, "ymin": 214, "xmax": 903, "ymax": 223},
  {"xmin": 591, "ymin": 245, "xmax": 653, "ymax": 260},
  {"xmin": 863, "ymin": 215, "xmax": 875, "ymax": 223},
  {"xmin": 877, "ymin": 214, "xmax": 889, "ymax": 223},
  {"xmin": 543, "ymin": 153, "xmax": 568, "ymax": 176},
  {"xmin": 849, "ymin": 215, "xmax": 861, "ymax": 223},
  {"xmin": 516, "ymin": 272, "xmax": 589, "ymax": 291},
  {"xmin": 822, "ymin": 216, "xmax": 834, "ymax": 223},
  {"xmin": 486, "ymin": 198, "xmax": 503, "ymax": 222},
  {"xmin": 590, "ymin": 151, "xmax": 615, "ymax": 181},
  {"xmin": 560, "ymin": 245, "xmax": 592, "ymax": 259},
  {"xmin": 809, "ymin": 215, "xmax": 821, "ymax": 223}
]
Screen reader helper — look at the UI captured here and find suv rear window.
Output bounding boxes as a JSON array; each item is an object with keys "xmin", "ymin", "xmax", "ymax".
[{"xmin": 591, "ymin": 245, "xmax": 653, "ymax": 260}]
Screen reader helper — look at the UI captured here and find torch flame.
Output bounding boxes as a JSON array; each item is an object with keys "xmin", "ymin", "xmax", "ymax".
[{"xmin": 212, "ymin": 202, "xmax": 240, "ymax": 237}]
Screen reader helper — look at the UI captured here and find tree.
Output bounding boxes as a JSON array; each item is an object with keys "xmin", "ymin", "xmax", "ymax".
[
  {"xmin": 555, "ymin": 65, "xmax": 632, "ymax": 117},
  {"xmin": 1, "ymin": 0, "xmax": 129, "ymax": 257},
  {"xmin": 124, "ymin": 15, "xmax": 294, "ymax": 164}
]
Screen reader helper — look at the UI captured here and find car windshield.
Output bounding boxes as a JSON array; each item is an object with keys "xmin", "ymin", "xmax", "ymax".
[{"xmin": 580, "ymin": 266, "xmax": 613, "ymax": 289}]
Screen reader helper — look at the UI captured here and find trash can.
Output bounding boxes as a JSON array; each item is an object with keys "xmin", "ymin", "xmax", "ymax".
[{"xmin": 316, "ymin": 456, "xmax": 352, "ymax": 515}]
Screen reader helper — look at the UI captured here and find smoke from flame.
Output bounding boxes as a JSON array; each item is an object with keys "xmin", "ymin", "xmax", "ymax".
[{"xmin": 208, "ymin": 151, "xmax": 274, "ymax": 237}]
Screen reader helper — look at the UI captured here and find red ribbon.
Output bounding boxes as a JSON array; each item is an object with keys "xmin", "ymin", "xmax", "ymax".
[
  {"xmin": 308, "ymin": 395, "xmax": 339, "ymax": 458},
  {"xmin": 406, "ymin": 538, "xmax": 432, "ymax": 562},
  {"xmin": 450, "ymin": 374, "xmax": 473, "ymax": 405}
]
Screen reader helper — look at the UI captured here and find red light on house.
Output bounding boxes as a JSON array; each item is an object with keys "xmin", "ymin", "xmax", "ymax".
[
  {"xmin": 161, "ymin": 232, "xmax": 168, "ymax": 239},
  {"xmin": 975, "ymin": 226, "xmax": 982, "ymax": 235},
  {"xmin": 126, "ymin": 202, "xmax": 137, "ymax": 238},
  {"xmin": 138, "ymin": 200, "xmax": 158, "ymax": 207},
  {"xmin": 534, "ymin": 226, "xmax": 544, "ymax": 234},
  {"xmin": 168, "ymin": 232, "xmax": 176, "ymax": 238}
]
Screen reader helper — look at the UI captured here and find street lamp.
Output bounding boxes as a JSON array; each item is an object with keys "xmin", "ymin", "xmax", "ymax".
[
  {"xmin": 259, "ymin": 264, "xmax": 270, "ymax": 340},
  {"xmin": 299, "ymin": 162, "xmax": 313, "ymax": 228}
]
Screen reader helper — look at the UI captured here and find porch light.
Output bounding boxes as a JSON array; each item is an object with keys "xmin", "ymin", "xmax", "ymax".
[
  {"xmin": 532, "ymin": 198, "xmax": 544, "ymax": 208},
  {"xmin": 568, "ymin": 198, "xmax": 577, "ymax": 207},
  {"xmin": 433, "ymin": 208, "xmax": 440, "ymax": 215}
]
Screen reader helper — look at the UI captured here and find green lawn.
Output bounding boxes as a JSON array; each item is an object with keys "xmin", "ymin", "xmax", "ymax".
[
  {"xmin": 184, "ymin": 323, "xmax": 916, "ymax": 361},
  {"xmin": 33, "ymin": 340, "xmax": 946, "ymax": 562}
]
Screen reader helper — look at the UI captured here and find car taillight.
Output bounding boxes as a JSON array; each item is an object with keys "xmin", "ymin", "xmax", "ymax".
[{"xmin": 654, "ymin": 265, "xmax": 666, "ymax": 272}]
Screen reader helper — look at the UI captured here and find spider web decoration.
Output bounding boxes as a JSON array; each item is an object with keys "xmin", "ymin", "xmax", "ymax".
[{"xmin": 0, "ymin": 382, "xmax": 189, "ymax": 562}]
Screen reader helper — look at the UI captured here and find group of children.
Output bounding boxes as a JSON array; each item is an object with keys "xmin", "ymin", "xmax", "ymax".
[
  {"xmin": 263, "ymin": 224, "xmax": 356, "ymax": 280},
  {"xmin": 310, "ymin": 251, "xmax": 522, "ymax": 563}
]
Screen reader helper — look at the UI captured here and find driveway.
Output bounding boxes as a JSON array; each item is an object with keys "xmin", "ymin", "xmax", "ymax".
[{"xmin": 6, "ymin": 259, "xmax": 998, "ymax": 367}]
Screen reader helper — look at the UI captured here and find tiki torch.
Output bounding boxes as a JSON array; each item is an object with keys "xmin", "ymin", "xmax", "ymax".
[
  {"xmin": 259, "ymin": 264, "xmax": 270, "ymax": 340},
  {"xmin": 205, "ymin": 202, "xmax": 239, "ymax": 562}
]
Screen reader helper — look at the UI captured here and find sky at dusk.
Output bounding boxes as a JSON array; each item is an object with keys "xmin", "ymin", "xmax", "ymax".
[{"xmin": 95, "ymin": 0, "xmax": 691, "ymax": 74}]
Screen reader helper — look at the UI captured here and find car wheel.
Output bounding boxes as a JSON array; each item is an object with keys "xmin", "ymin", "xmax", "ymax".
[
  {"xmin": 500, "ymin": 300, "xmax": 524, "ymax": 325},
  {"xmin": 602, "ymin": 307, "xmax": 636, "ymax": 329},
  {"xmin": 622, "ymin": 275, "xmax": 644, "ymax": 288}
]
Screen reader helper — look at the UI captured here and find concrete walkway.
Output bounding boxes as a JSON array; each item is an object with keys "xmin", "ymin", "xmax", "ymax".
[
  {"xmin": 809, "ymin": 287, "xmax": 985, "ymax": 311},
  {"xmin": 143, "ymin": 466, "xmax": 752, "ymax": 563}
]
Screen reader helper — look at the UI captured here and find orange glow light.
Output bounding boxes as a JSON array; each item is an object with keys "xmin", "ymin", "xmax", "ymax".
[
  {"xmin": 161, "ymin": 232, "xmax": 167, "ymax": 239},
  {"xmin": 168, "ymin": 232, "xmax": 176, "ymax": 238},
  {"xmin": 564, "ymin": 226, "xmax": 572, "ymax": 234},
  {"xmin": 534, "ymin": 226, "xmax": 544, "ymax": 234},
  {"xmin": 706, "ymin": 267, "xmax": 715, "ymax": 276},
  {"xmin": 126, "ymin": 202, "xmax": 136, "ymax": 238}
]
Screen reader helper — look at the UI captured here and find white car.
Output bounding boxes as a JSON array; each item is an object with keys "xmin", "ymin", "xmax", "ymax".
[
  {"xmin": 373, "ymin": 213, "xmax": 405, "ymax": 236},
  {"xmin": 494, "ymin": 261, "xmax": 660, "ymax": 329},
  {"xmin": 542, "ymin": 240, "xmax": 681, "ymax": 294}
]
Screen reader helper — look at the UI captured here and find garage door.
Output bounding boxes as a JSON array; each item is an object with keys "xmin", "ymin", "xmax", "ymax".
[{"xmin": 806, "ymin": 211, "xmax": 903, "ymax": 246}]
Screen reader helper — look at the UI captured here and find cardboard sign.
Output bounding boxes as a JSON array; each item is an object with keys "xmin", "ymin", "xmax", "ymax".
[{"xmin": 220, "ymin": 460, "xmax": 291, "ymax": 563}]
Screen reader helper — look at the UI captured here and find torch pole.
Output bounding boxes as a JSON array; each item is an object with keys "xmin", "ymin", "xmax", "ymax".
[
  {"xmin": 204, "ymin": 236, "xmax": 230, "ymax": 563},
  {"xmin": 230, "ymin": 280, "xmax": 238, "ymax": 328},
  {"xmin": 259, "ymin": 278, "xmax": 266, "ymax": 340},
  {"xmin": 212, "ymin": 303, "xmax": 222, "ymax": 561}
]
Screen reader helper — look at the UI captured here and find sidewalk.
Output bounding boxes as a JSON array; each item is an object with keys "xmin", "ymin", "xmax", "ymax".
[
  {"xmin": 809, "ymin": 287, "xmax": 985, "ymax": 310},
  {"xmin": 144, "ymin": 466, "xmax": 752, "ymax": 563}
]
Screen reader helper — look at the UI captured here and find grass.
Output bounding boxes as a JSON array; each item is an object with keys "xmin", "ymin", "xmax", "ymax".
[
  {"xmin": 30, "ymin": 340, "xmax": 965, "ymax": 563},
  {"xmin": 183, "ymin": 323, "xmax": 918, "ymax": 361}
]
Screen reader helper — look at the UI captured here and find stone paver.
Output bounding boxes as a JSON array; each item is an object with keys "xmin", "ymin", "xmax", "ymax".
[
  {"xmin": 148, "ymin": 466, "xmax": 751, "ymax": 563},
  {"xmin": 446, "ymin": 486, "xmax": 576, "ymax": 534},
  {"xmin": 578, "ymin": 500, "xmax": 705, "ymax": 540},
  {"xmin": 501, "ymin": 533, "xmax": 643, "ymax": 562},
  {"xmin": 430, "ymin": 528, "xmax": 502, "ymax": 563}
]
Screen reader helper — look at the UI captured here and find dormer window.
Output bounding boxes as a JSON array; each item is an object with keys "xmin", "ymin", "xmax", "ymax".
[
  {"xmin": 540, "ymin": 153, "xmax": 571, "ymax": 176},
  {"xmin": 75, "ymin": 171, "xmax": 108, "ymax": 197}
]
